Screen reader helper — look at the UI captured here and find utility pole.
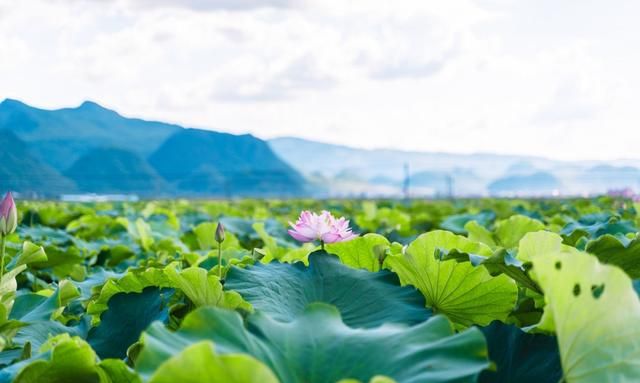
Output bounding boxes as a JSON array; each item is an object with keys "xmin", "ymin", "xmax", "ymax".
[
  {"xmin": 402, "ymin": 163, "xmax": 410, "ymax": 200},
  {"xmin": 446, "ymin": 174, "xmax": 454, "ymax": 199}
]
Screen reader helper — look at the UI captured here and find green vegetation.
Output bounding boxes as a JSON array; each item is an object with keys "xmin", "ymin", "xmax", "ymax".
[{"xmin": 0, "ymin": 196, "xmax": 638, "ymax": 382}]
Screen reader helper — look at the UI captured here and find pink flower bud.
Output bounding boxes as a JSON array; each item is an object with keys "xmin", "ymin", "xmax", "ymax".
[{"xmin": 0, "ymin": 192, "xmax": 17, "ymax": 236}]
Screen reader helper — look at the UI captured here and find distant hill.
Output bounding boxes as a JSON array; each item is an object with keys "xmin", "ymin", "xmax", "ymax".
[
  {"xmin": 65, "ymin": 148, "xmax": 166, "ymax": 195},
  {"xmin": 269, "ymin": 137, "xmax": 640, "ymax": 197},
  {"xmin": 577, "ymin": 165, "xmax": 640, "ymax": 191},
  {"xmin": 268, "ymin": 137, "xmax": 556, "ymax": 180},
  {"xmin": 488, "ymin": 172, "xmax": 560, "ymax": 196},
  {"xmin": 0, "ymin": 130, "xmax": 74, "ymax": 196},
  {"xmin": 149, "ymin": 129, "xmax": 306, "ymax": 196},
  {"xmin": 0, "ymin": 99, "xmax": 181, "ymax": 170},
  {"xmin": 0, "ymin": 99, "xmax": 306, "ymax": 197},
  {"xmin": 3, "ymin": 97, "xmax": 640, "ymax": 198}
]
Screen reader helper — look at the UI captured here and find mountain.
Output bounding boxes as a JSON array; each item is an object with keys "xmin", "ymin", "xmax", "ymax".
[
  {"xmin": 65, "ymin": 148, "xmax": 166, "ymax": 195},
  {"xmin": 0, "ymin": 99, "xmax": 306, "ymax": 197},
  {"xmin": 488, "ymin": 172, "xmax": 560, "ymax": 196},
  {"xmin": 269, "ymin": 137, "xmax": 640, "ymax": 197},
  {"xmin": 576, "ymin": 165, "xmax": 640, "ymax": 192},
  {"xmin": 0, "ymin": 99, "xmax": 181, "ymax": 170},
  {"xmin": 268, "ymin": 137, "xmax": 559, "ymax": 181},
  {"xmin": 0, "ymin": 130, "xmax": 74, "ymax": 196},
  {"xmin": 149, "ymin": 129, "xmax": 306, "ymax": 196}
]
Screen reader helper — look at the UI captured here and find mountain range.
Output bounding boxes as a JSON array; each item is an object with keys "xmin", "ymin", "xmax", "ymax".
[
  {"xmin": 1, "ymin": 98, "xmax": 639, "ymax": 198},
  {"xmin": 268, "ymin": 137, "xmax": 640, "ymax": 197},
  {"xmin": 0, "ymin": 99, "xmax": 304, "ymax": 197}
]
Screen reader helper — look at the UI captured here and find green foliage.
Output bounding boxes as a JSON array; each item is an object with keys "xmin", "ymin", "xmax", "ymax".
[
  {"xmin": 147, "ymin": 342, "xmax": 278, "ymax": 383},
  {"xmin": 136, "ymin": 304, "xmax": 489, "ymax": 383},
  {"xmin": 226, "ymin": 252, "xmax": 430, "ymax": 328},
  {"xmin": 164, "ymin": 263, "xmax": 250, "ymax": 311},
  {"xmin": 385, "ymin": 231, "xmax": 517, "ymax": 328},
  {"xmin": 0, "ymin": 197, "xmax": 638, "ymax": 382},
  {"xmin": 325, "ymin": 233, "xmax": 391, "ymax": 271},
  {"xmin": 479, "ymin": 321, "xmax": 562, "ymax": 383},
  {"xmin": 584, "ymin": 234, "xmax": 640, "ymax": 278},
  {"xmin": 2, "ymin": 334, "xmax": 139, "ymax": 383},
  {"xmin": 465, "ymin": 214, "xmax": 545, "ymax": 249},
  {"xmin": 531, "ymin": 248, "xmax": 640, "ymax": 381}
]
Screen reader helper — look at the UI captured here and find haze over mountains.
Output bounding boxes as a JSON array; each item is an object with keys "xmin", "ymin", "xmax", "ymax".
[
  {"xmin": 1, "ymin": 98, "xmax": 639, "ymax": 198},
  {"xmin": 269, "ymin": 138, "xmax": 640, "ymax": 197}
]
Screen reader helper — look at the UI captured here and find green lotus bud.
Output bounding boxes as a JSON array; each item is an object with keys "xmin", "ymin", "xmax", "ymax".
[{"xmin": 215, "ymin": 222, "xmax": 225, "ymax": 244}]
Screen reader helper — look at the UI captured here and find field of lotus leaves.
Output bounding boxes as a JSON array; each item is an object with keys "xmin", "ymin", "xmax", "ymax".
[{"xmin": 0, "ymin": 196, "xmax": 639, "ymax": 382}]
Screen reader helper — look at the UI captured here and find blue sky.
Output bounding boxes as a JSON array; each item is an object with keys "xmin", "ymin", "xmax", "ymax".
[{"xmin": 1, "ymin": 0, "xmax": 638, "ymax": 160}]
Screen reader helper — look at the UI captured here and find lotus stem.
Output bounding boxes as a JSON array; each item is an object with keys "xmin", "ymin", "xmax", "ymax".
[
  {"xmin": 218, "ymin": 245, "xmax": 222, "ymax": 279},
  {"xmin": 0, "ymin": 235, "xmax": 5, "ymax": 278}
]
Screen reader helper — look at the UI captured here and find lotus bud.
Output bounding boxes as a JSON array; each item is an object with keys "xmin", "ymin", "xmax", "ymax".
[
  {"xmin": 215, "ymin": 222, "xmax": 225, "ymax": 244},
  {"xmin": 0, "ymin": 192, "xmax": 17, "ymax": 236}
]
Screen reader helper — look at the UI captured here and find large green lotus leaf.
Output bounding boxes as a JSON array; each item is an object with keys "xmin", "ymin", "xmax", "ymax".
[
  {"xmin": 12, "ymin": 281, "xmax": 79, "ymax": 322},
  {"xmin": 517, "ymin": 231, "xmax": 579, "ymax": 264},
  {"xmin": 355, "ymin": 204, "xmax": 413, "ymax": 236},
  {"xmin": 11, "ymin": 281, "xmax": 89, "ymax": 350},
  {"xmin": 325, "ymin": 234, "xmax": 390, "ymax": 271},
  {"xmin": 402, "ymin": 230, "xmax": 494, "ymax": 259},
  {"xmin": 66, "ymin": 214, "xmax": 127, "ymax": 241},
  {"xmin": 225, "ymin": 252, "xmax": 430, "ymax": 328},
  {"xmin": 465, "ymin": 221, "xmax": 497, "ymax": 248},
  {"xmin": 585, "ymin": 234, "xmax": 640, "ymax": 278},
  {"xmin": 560, "ymin": 214, "xmax": 637, "ymax": 245},
  {"xmin": 87, "ymin": 263, "xmax": 251, "ymax": 329},
  {"xmin": 73, "ymin": 268, "xmax": 125, "ymax": 301},
  {"xmin": 385, "ymin": 231, "xmax": 517, "ymax": 328},
  {"xmin": 87, "ymin": 287, "xmax": 172, "ymax": 359},
  {"xmin": 86, "ymin": 267, "xmax": 172, "ymax": 326},
  {"xmin": 0, "ymin": 334, "xmax": 139, "ymax": 383},
  {"xmin": 141, "ymin": 203, "xmax": 180, "ymax": 231},
  {"xmin": 251, "ymin": 221, "xmax": 317, "ymax": 265},
  {"xmin": 164, "ymin": 263, "xmax": 251, "ymax": 311},
  {"xmin": 440, "ymin": 211, "xmax": 495, "ymax": 234},
  {"xmin": 337, "ymin": 378, "xmax": 396, "ymax": 383},
  {"xmin": 478, "ymin": 250, "xmax": 542, "ymax": 294},
  {"xmin": 466, "ymin": 215, "xmax": 545, "ymax": 250},
  {"xmin": 19, "ymin": 224, "xmax": 123, "ymax": 277},
  {"xmin": 494, "ymin": 215, "xmax": 545, "ymax": 249},
  {"xmin": 531, "ymin": 249, "xmax": 640, "ymax": 382},
  {"xmin": 479, "ymin": 321, "xmax": 562, "ymax": 383},
  {"xmin": 136, "ymin": 304, "xmax": 489, "ymax": 383},
  {"xmin": 147, "ymin": 341, "xmax": 279, "ymax": 383},
  {"xmin": 12, "ymin": 241, "xmax": 48, "ymax": 267}
]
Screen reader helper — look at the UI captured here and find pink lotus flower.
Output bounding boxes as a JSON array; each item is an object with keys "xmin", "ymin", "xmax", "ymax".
[
  {"xmin": 0, "ymin": 192, "xmax": 17, "ymax": 236},
  {"xmin": 288, "ymin": 210, "xmax": 357, "ymax": 244}
]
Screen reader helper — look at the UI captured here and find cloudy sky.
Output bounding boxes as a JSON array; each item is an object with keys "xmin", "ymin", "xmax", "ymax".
[{"xmin": 1, "ymin": 0, "xmax": 638, "ymax": 160}]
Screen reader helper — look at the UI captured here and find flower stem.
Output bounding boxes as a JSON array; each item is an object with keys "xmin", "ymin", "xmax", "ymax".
[
  {"xmin": 0, "ymin": 235, "xmax": 5, "ymax": 279},
  {"xmin": 218, "ymin": 245, "xmax": 222, "ymax": 279},
  {"xmin": 321, "ymin": 240, "xmax": 325, "ymax": 251}
]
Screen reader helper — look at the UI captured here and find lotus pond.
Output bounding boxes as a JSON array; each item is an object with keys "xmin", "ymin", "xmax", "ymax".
[{"xmin": 0, "ymin": 197, "xmax": 639, "ymax": 382}]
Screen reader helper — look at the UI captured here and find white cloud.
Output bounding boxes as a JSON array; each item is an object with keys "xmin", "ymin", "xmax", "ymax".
[
  {"xmin": 0, "ymin": 0, "xmax": 639, "ymax": 161},
  {"xmin": 131, "ymin": 0, "xmax": 296, "ymax": 11}
]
